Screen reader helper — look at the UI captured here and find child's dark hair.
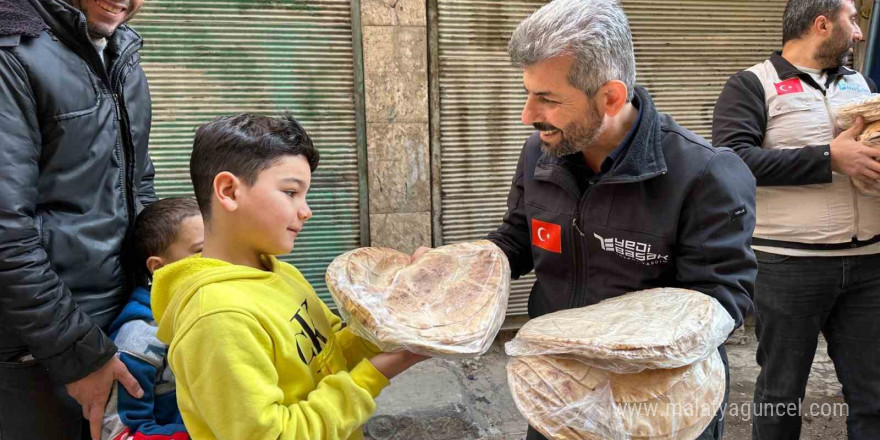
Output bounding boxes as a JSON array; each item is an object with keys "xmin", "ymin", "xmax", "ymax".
[
  {"xmin": 189, "ymin": 113, "xmax": 319, "ymax": 219},
  {"xmin": 131, "ymin": 197, "xmax": 201, "ymax": 280}
]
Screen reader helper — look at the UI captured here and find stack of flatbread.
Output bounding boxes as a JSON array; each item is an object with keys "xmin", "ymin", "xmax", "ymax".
[
  {"xmin": 508, "ymin": 352, "xmax": 725, "ymax": 440},
  {"xmin": 835, "ymin": 94, "xmax": 880, "ymax": 129},
  {"xmin": 326, "ymin": 240, "xmax": 510, "ymax": 356},
  {"xmin": 506, "ymin": 288, "xmax": 733, "ymax": 439},
  {"xmin": 506, "ymin": 288, "xmax": 733, "ymax": 373},
  {"xmin": 835, "ymin": 95, "xmax": 880, "ymax": 197},
  {"xmin": 855, "ymin": 120, "xmax": 880, "ymax": 196}
]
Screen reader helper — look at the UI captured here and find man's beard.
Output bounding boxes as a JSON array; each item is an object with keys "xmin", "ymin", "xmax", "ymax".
[
  {"xmin": 62, "ymin": 0, "xmax": 134, "ymax": 38},
  {"xmin": 536, "ymin": 105, "xmax": 604, "ymax": 159},
  {"xmin": 814, "ymin": 25, "xmax": 853, "ymax": 69}
]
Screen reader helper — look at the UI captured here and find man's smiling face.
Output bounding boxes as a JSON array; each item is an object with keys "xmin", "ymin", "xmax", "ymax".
[{"xmin": 73, "ymin": 0, "xmax": 144, "ymax": 38}]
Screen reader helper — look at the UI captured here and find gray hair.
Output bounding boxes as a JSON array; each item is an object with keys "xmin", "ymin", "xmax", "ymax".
[
  {"xmin": 508, "ymin": 0, "xmax": 637, "ymax": 101},
  {"xmin": 782, "ymin": 0, "xmax": 846, "ymax": 44}
]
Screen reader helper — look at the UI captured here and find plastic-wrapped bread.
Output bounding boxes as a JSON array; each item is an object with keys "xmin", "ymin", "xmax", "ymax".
[
  {"xmin": 326, "ymin": 240, "xmax": 510, "ymax": 356},
  {"xmin": 835, "ymin": 93, "xmax": 880, "ymax": 129},
  {"xmin": 854, "ymin": 120, "xmax": 880, "ymax": 197},
  {"xmin": 505, "ymin": 288, "xmax": 734, "ymax": 373},
  {"xmin": 507, "ymin": 351, "xmax": 725, "ymax": 440}
]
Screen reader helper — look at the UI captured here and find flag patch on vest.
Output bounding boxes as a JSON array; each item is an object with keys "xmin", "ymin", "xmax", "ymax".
[
  {"xmin": 774, "ymin": 78, "xmax": 804, "ymax": 95},
  {"xmin": 531, "ymin": 218, "xmax": 562, "ymax": 253}
]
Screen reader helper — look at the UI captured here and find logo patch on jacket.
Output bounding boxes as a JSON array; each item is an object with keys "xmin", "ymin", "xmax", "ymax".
[
  {"xmin": 531, "ymin": 218, "xmax": 562, "ymax": 253},
  {"xmin": 774, "ymin": 78, "xmax": 804, "ymax": 95},
  {"xmin": 838, "ymin": 83, "xmax": 870, "ymax": 94},
  {"xmin": 594, "ymin": 233, "xmax": 669, "ymax": 266}
]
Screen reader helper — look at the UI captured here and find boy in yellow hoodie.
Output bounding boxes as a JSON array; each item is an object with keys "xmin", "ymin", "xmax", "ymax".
[{"xmin": 151, "ymin": 114, "xmax": 427, "ymax": 440}]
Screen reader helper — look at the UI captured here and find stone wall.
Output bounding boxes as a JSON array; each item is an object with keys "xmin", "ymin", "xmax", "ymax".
[{"xmin": 361, "ymin": 0, "xmax": 432, "ymax": 254}]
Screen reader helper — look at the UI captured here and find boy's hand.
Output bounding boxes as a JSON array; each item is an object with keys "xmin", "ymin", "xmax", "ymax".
[
  {"xmin": 369, "ymin": 351, "xmax": 430, "ymax": 380},
  {"xmin": 65, "ymin": 356, "xmax": 144, "ymax": 440},
  {"xmin": 411, "ymin": 246, "xmax": 433, "ymax": 263}
]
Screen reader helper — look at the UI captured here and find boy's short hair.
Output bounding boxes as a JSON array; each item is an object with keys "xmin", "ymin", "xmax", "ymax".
[
  {"xmin": 131, "ymin": 197, "xmax": 201, "ymax": 280},
  {"xmin": 189, "ymin": 113, "xmax": 320, "ymax": 220}
]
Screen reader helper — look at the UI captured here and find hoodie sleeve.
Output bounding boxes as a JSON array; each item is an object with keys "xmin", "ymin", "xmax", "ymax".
[
  {"xmin": 106, "ymin": 353, "xmax": 189, "ymax": 440},
  {"xmin": 169, "ymin": 311, "xmax": 389, "ymax": 440},
  {"xmin": 104, "ymin": 318, "xmax": 188, "ymax": 440},
  {"xmin": 323, "ymin": 303, "xmax": 382, "ymax": 369},
  {"xmin": 674, "ymin": 150, "xmax": 757, "ymax": 330}
]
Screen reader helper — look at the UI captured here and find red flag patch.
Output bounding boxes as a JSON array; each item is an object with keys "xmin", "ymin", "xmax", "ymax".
[
  {"xmin": 531, "ymin": 218, "xmax": 562, "ymax": 254},
  {"xmin": 774, "ymin": 78, "xmax": 804, "ymax": 96}
]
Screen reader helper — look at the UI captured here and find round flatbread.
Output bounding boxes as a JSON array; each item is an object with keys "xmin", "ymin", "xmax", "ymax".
[
  {"xmin": 326, "ymin": 240, "xmax": 510, "ymax": 355},
  {"xmin": 506, "ymin": 288, "xmax": 734, "ymax": 372},
  {"xmin": 507, "ymin": 351, "xmax": 725, "ymax": 440}
]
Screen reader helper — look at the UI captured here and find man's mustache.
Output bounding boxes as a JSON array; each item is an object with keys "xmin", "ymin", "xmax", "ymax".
[{"xmin": 534, "ymin": 122, "xmax": 559, "ymax": 131}]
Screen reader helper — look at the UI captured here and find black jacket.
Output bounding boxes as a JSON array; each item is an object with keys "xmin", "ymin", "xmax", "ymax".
[
  {"xmin": 488, "ymin": 87, "xmax": 756, "ymax": 328},
  {"xmin": 0, "ymin": 0, "xmax": 155, "ymax": 383}
]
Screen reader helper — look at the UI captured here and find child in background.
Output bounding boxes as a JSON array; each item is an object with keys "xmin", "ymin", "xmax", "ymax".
[
  {"xmin": 101, "ymin": 197, "xmax": 203, "ymax": 440},
  {"xmin": 151, "ymin": 113, "xmax": 426, "ymax": 440}
]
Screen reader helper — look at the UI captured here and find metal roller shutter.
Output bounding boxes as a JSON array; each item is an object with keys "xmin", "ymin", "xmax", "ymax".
[
  {"xmin": 433, "ymin": 0, "xmax": 786, "ymax": 316},
  {"xmin": 133, "ymin": 0, "xmax": 367, "ymax": 304}
]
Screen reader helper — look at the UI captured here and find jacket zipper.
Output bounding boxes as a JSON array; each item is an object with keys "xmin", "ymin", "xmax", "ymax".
[
  {"xmin": 71, "ymin": 13, "xmax": 141, "ymax": 230},
  {"xmin": 109, "ymin": 42, "xmax": 142, "ymax": 228},
  {"xmin": 852, "ymin": 186, "xmax": 860, "ymax": 242},
  {"xmin": 819, "ymin": 85, "xmax": 860, "ymax": 239},
  {"xmin": 569, "ymin": 178, "xmax": 598, "ymax": 308}
]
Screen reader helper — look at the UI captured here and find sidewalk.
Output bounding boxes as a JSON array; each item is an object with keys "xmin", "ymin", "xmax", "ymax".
[{"xmin": 364, "ymin": 327, "xmax": 846, "ymax": 440}]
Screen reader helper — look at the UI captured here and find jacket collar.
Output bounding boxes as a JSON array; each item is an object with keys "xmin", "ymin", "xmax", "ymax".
[
  {"xmin": 0, "ymin": 0, "xmax": 47, "ymax": 38},
  {"xmin": 770, "ymin": 51, "xmax": 857, "ymax": 91},
  {"xmin": 534, "ymin": 86, "xmax": 668, "ymax": 199},
  {"xmin": 28, "ymin": 0, "xmax": 142, "ymax": 77}
]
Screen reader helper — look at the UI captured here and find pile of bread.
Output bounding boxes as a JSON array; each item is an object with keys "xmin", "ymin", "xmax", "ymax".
[
  {"xmin": 836, "ymin": 94, "xmax": 880, "ymax": 197},
  {"xmin": 326, "ymin": 240, "xmax": 510, "ymax": 356},
  {"xmin": 505, "ymin": 288, "xmax": 734, "ymax": 440}
]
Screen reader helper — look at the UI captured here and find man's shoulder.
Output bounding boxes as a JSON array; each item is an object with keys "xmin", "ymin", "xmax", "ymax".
[
  {"xmin": 659, "ymin": 114, "xmax": 713, "ymax": 155},
  {"xmin": 658, "ymin": 114, "xmax": 746, "ymax": 176}
]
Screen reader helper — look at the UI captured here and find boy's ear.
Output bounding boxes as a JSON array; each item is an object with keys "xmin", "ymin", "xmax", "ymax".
[
  {"xmin": 213, "ymin": 171, "xmax": 241, "ymax": 213},
  {"xmin": 146, "ymin": 256, "xmax": 166, "ymax": 275}
]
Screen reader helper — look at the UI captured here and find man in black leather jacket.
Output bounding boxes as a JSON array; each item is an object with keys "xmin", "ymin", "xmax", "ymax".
[{"xmin": 0, "ymin": 0, "xmax": 155, "ymax": 438}]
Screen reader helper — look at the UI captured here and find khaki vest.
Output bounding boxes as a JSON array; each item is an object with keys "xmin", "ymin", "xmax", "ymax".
[{"xmin": 746, "ymin": 60, "xmax": 880, "ymax": 245}]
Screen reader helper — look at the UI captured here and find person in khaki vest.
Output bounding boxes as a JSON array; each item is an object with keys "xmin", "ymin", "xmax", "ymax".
[{"xmin": 713, "ymin": 1, "xmax": 880, "ymax": 439}]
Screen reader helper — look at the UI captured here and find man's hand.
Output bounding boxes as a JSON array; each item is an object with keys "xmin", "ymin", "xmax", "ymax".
[
  {"xmin": 411, "ymin": 246, "xmax": 432, "ymax": 263},
  {"xmin": 369, "ymin": 350, "xmax": 430, "ymax": 380},
  {"xmin": 831, "ymin": 116, "xmax": 880, "ymax": 180},
  {"xmin": 65, "ymin": 356, "xmax": 144, "ymax": 440}
]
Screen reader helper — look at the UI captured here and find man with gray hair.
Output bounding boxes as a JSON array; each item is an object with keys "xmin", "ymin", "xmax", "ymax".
[
  {"xmin": 431, "ymin": 0, "xmax": 757, "ymax": 438},
  {"xmin": 713, "ymin": 0, "xmax": 880, "ymax": 438}
]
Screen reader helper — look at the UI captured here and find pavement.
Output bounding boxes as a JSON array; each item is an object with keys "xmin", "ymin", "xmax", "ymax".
[{"xmin": 363, "ymin": 325, "xmax": 848, "ymax": 440}]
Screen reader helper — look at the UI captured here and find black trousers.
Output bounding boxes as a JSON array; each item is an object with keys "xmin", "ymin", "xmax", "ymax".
[
  {"xmin": 0, "ymin": 357, "xmax": 89, "ymax": 440},
  {"xmin": 751, "ymin": 251, "xmax": 880, "ymax": 440}
]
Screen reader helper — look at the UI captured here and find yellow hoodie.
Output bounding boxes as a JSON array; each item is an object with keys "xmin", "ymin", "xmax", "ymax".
[{"xmin": 151, "ymin": 255, "xmax": 389, "ymax": 440}]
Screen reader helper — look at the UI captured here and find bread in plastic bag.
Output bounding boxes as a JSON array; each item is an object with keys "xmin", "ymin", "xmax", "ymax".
[
  {"xmin": 853, "ymin": 119, "xmax": 880, "ymax": 197},
  {"xmin": 507, "ymin": 350, "xmax": 725, "ymax": 440},
  {"xmin": 835, "ymin": 93, "xmax": 880, "ymax": 129},
  {"xmin": 505, "ymin": 288, "xmax": 734, "ymax": 373},
  {"xmin": 834, "ymin": 98, "xmax": 880, "ymax": 197},
  {"xmin": 326, "ymin": 239, "xmax": 510, "ymax": 356}
]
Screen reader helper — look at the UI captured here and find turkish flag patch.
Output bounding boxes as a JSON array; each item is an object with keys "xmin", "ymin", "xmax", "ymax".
[
  {"xmin": 531, "ymin": 218, "xmax": 562, "ymax": 254},
  {"xmin": 774, "ymin": 78, "xmax": 804, "ymax": 95}
]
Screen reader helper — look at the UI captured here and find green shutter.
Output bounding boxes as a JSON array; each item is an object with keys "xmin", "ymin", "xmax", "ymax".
[{"xmin": 133, "ymin": 0, "xmax": 367, "ymax": 304}]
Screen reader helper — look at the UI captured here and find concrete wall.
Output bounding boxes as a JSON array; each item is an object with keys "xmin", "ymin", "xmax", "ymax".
[{"xmin": 361, "ymin": 0, "xmax": 432, "ymax": 255}]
